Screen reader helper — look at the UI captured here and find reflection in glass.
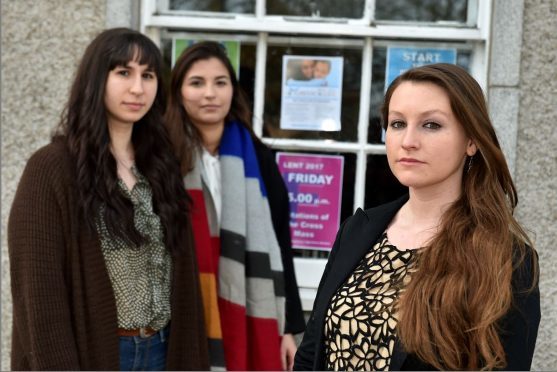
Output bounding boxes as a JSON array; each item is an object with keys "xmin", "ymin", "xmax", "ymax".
[
  {"xmin": 375, "ymin": 0, "xmax": 468, "ymax": 23},
  {"xmin": 267, "ymin": 0, "xmax": 364, "ymax": 18},
  {"xmin": 368, "ymin": 46, "xmax": 472, "ymax": 143},
  {"xmin": 264, "ymin": 43, "xmax": 362, "ymax": 142},
  {"xmin": 169, "ymin": 0, "xmax": 255, "ymax": 13}
]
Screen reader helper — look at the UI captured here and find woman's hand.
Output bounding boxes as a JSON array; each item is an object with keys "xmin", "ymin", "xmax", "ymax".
[{"xmin": 281, "ymin": 333, "xmax": 298, "ymax": 371}]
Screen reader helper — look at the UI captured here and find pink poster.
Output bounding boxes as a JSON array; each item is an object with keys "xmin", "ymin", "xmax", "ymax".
[{"xmin": 276, "ymin": 152, "xmax": 344, "ymax": 251}]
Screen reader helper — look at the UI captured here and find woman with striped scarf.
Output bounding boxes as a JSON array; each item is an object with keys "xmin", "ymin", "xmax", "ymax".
[{"xmin": 165, "ymin": 41, "xmax": 305, "ymax": 371}]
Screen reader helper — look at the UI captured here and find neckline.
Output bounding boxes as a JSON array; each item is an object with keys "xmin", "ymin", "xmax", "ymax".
[{"xmin": 383, "ymin": 231, "xmax": 422, "ymax": 253}]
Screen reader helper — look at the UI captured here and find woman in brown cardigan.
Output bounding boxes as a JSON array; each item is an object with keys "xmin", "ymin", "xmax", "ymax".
[{"xmin": 8, "ymin": 28, "xmax": 209, "ymax": 370}]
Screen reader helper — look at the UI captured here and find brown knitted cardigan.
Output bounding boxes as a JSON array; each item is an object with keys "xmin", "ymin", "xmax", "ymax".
[{"xmin": 8, "ymin": 140, "xmax": 209, "ymax": 370}]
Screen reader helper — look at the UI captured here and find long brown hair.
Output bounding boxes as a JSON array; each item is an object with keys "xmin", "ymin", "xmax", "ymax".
[
  {"xmin": 55, "ymin": 28, "xmax": 191, "ymax": 255},
  {"xmin": 165, "ymin": 41, "xmax": 254, "ymax": 173},
  {"xmin": 381, "ymin": 63, "xmax": 536, "ymax": 369}
]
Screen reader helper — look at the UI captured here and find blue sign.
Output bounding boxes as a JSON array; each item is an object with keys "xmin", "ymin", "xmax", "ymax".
[{"xmin": 385, "ymin": 47, "xmax": 457, "ymax": 89}]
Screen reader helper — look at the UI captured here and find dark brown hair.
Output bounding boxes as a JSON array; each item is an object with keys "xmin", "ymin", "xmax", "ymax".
[
  {"xmin": 56, "ymin": 27, "xmax": 191, "ymax": 254},
  {"xmin": 381, "ymin": 63, "xmax": 536, "ymax": 369},
  {"xmin": 165, "ymin": 41, "xmax": 254, "ymax": 173}
]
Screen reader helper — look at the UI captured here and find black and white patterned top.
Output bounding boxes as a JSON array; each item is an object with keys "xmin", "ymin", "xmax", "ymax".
[
  {"xmin": 324, "ymin": 232, "xmax": 417, "ymax": 371},
  {"xmin": 97, "ymin": 166, "xmax": 172, "ymax": 331}
]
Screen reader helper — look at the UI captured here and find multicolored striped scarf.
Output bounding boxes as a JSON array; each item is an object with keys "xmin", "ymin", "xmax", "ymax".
[{"xmin": 185, "ymin": 121, "xmax": 286, "ymax": 370}]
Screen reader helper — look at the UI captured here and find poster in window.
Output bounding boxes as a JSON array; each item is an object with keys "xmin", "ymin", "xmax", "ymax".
[
  {"xmin": 280, "ymin": 56, "xmax": 344, "ymax": 131},
  {"xmin": 172, "ymin": 38, "xmax": 240, "ymax": 78},
  {"xmin": 276, "ymin": 152, "xmax": 344, "ymax": 251},
  {"xmin": 385, "ymin": 46, "xmax": 457, "ymax": 89}
]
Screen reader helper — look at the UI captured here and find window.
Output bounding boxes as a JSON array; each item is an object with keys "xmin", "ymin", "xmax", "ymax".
[{"xmin": 142, "ymin": 0, "xmax": 492, "ymax": 309}]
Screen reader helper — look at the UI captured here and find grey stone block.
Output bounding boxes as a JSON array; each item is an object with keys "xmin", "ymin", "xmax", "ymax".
[
  {"xmin": 516, "ymin": 0, "xmax": 557, "ymax": 370},
  {"xmin": 488, "ymin": 87, "xmax": 520, "ymax": 175},
  {"xmin": 1, "ymin": 1, "xmax": 105, "ymax": 370},
  {"xmin": 489, "ymin": 0, "xmax": 524, "ymax": 86}
]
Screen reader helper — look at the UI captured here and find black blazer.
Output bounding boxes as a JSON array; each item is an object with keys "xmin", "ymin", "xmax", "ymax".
[{"xmin": 294, "ymin": 196, "xmax": 540, "ymax": 370}]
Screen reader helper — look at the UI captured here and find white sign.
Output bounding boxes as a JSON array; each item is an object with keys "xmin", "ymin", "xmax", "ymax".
[{"xmin": 280, "ymin": 56, "xmax": 344, "ymax": 131}]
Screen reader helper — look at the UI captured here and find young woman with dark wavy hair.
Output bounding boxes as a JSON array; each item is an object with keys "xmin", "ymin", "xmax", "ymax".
[
  {"xmin": 165, "ymin": 41, "xmax": 305, "ymax": 371},
  {"xmin": 8, "ymin": 28, "xmax": 208, "ymax": 370},
  {"xmin": 294, "ymin": 63, "xmax": 540, "ymax": 371}
]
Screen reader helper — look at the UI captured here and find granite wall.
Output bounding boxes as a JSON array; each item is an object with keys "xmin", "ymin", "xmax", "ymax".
[
  {"xmin": 515, "ymin": 0, "xmax": 557, "ymax": 369},
  {"xmin": 0, "ymin": 0, "xmax": 127, "ymax": 368}
]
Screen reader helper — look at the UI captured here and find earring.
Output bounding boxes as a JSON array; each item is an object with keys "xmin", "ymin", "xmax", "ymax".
[{"xmin": 467, "ymin": 156, "xmax": 473, "ymax": 173}]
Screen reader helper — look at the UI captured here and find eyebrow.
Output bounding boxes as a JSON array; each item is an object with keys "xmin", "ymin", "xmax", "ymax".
[
  {"xmin": 187, "ymin": 74, "xmax": 230, "ymax": 80},
  {"xmin": 389, "ymin": 109, "xmax": 450, "ymax": 118},
  {"xmin": 116, "ymin": 62, "xmax": 154, "ymax": 71}
]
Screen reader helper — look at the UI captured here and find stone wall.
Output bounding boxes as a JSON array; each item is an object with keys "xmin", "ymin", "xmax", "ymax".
[
  {"xmin": 516, "ymin": 0, "xmax": 557, "ymax": 369},
  {"xmin": 1, "ymin": 1, "xmax": 106, "ymax": 369}
]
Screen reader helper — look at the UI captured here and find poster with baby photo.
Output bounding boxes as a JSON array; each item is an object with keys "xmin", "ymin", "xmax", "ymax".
[{"xmin": 280, "ymin": 56, "xmax": 343, "ymax": 131}]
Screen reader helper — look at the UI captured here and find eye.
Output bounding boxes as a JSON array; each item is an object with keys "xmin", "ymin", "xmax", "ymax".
[
  {"xmin": 188, "ymin": 79, "xmax": 203, "ymax": 87},
  {"xmin": 216, "ymin": 79, "xmax": 229, "ymax": 86},
  {"xmin": 142, "ymin": 71, "xmax": 155, "ymax": 80},
  {"xmin": 389, "ymin": 120, "xmax": 405, "ymax": 129},
  {"xmin": 423, "ymin": 121, "xmax": 441, "ymax": 130},
  {"xmin": 116, "ymin": 69, "xmax": 129, "ymax": 77}
]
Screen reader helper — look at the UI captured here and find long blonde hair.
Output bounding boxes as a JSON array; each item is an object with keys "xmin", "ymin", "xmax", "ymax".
[{"xmin": 381, "ymin": 64, "xmax": 536, "ymax": 369}]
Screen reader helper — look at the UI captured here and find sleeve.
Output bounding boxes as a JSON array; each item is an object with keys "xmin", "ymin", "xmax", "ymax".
[
  {"xmin": 8, "ymin": 150, "xmax": 80, "ymax": 370},
  {"xmin": 499, "ymin": 247, "xmax": 541, "ymax": 370},
  {"xmin": 293, "ymin": 219, "xmax": 347, "ymax": 371},
  {"xmin": 256, "ymin": 143, "xmax": 306, "ymax": 334}
]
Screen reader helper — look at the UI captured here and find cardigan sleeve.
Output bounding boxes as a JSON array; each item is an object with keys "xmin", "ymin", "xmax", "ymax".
[
  {"xmin": 8, "ymin": 147, "xmax": 81, "ymax": 370},
  {"xmin": 499, "ymin": 247, "xmax": 541, "ymax": 370},
  {"xmin": 254, "ymin": 142, "xmax": 306, "ymax": 334}
]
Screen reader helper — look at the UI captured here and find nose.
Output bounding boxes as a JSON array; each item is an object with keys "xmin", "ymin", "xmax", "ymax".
[
  {"xmin": 130, "ymin": 75, "xmax": 144, "ymax": 95},
  {"xmin": 204, "ymin": 83, "xmax": 216, "ymax": 98},
  {"xmin": 401, "ymin": 125, "xmax": 419, "ymax": 150}
]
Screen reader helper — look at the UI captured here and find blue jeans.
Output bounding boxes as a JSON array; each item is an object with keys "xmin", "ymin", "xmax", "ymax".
[{"xmin": 119, "ymin": 326, "xmax": 169, "ymax": 371}]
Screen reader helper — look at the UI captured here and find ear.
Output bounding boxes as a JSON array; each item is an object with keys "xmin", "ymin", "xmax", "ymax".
[{"xmin": 466, "ymin": 139, "xmax": 477, "ymax": 157}]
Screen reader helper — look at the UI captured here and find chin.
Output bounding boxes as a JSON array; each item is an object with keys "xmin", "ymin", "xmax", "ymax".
[{"xmin": 393, "ymin": 176, "xmax": 426, "ymax": 189}]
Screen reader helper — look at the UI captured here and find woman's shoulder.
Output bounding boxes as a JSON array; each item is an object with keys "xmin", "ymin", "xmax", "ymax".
[
  {"xmin": 252, "ymin": 138, "xmax": 273, "ymax": 159},
  {"xmin": 27, "ymin": 138, "xmax": 71, "ymax": 167},
  {"xmin": 362, "ymin": 194, "xmax": 409, "ymax": 220},
  {"xmin": 251, "ymin": 139, "xmax": 280, "ymax": 175},
  {"xmin": 511, "ymin": 242, "xmax": 539, "ymax": 293},
  {"xmin": 21, "ymin": 138, "xmax": 74, "ymax": 185}
]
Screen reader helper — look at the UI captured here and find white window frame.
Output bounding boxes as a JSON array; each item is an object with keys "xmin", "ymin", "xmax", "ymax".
[{"xmin": 141, "ymin": 0, "xmax": 493, "ymax": 310}]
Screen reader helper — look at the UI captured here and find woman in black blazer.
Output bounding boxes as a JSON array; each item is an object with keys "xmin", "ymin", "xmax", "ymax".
[{"xmin": 294, "ymin": 64, "xmax": 540, "ymax": 371}]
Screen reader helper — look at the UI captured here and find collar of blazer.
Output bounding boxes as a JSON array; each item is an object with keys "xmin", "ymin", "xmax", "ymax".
[{"xmin": 312, "ymin": 194, "xmax": 409, "ymax": 370}]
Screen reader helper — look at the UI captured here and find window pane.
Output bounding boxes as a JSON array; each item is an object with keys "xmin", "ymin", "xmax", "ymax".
[
  {"xmin": 267, "ymin": 0, "xmax": 365, "ymax": 18},
  {"xmin": 364, "ymin": 155, "xmax": 408, "ymax": 209},
  {"xmin": 264, "ymin": 40, "xmax": 362, "ymax": 142},
  {"xmin": 375, "ymin": 0, "xmax": 468, "ymax": 23},
  {"xmin": 168, "ymin": 0, "xmax": 255, "ymax": 13},
  {"xmin": 368, "ymin": 45, "xmax": 472, "ymax": 143}
]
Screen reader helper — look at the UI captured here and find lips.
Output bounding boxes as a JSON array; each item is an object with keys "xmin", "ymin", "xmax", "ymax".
[
  {"xmin": 123, "ymin": 102, "xmax": 145, "ymax": 110},
  {"xmin": 201, "ymin": 104, "xmax": 220, "ymax": 110},
  {"xmin": 398, "ymin": 157, "xmax": 425, "ymax": 164}
]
